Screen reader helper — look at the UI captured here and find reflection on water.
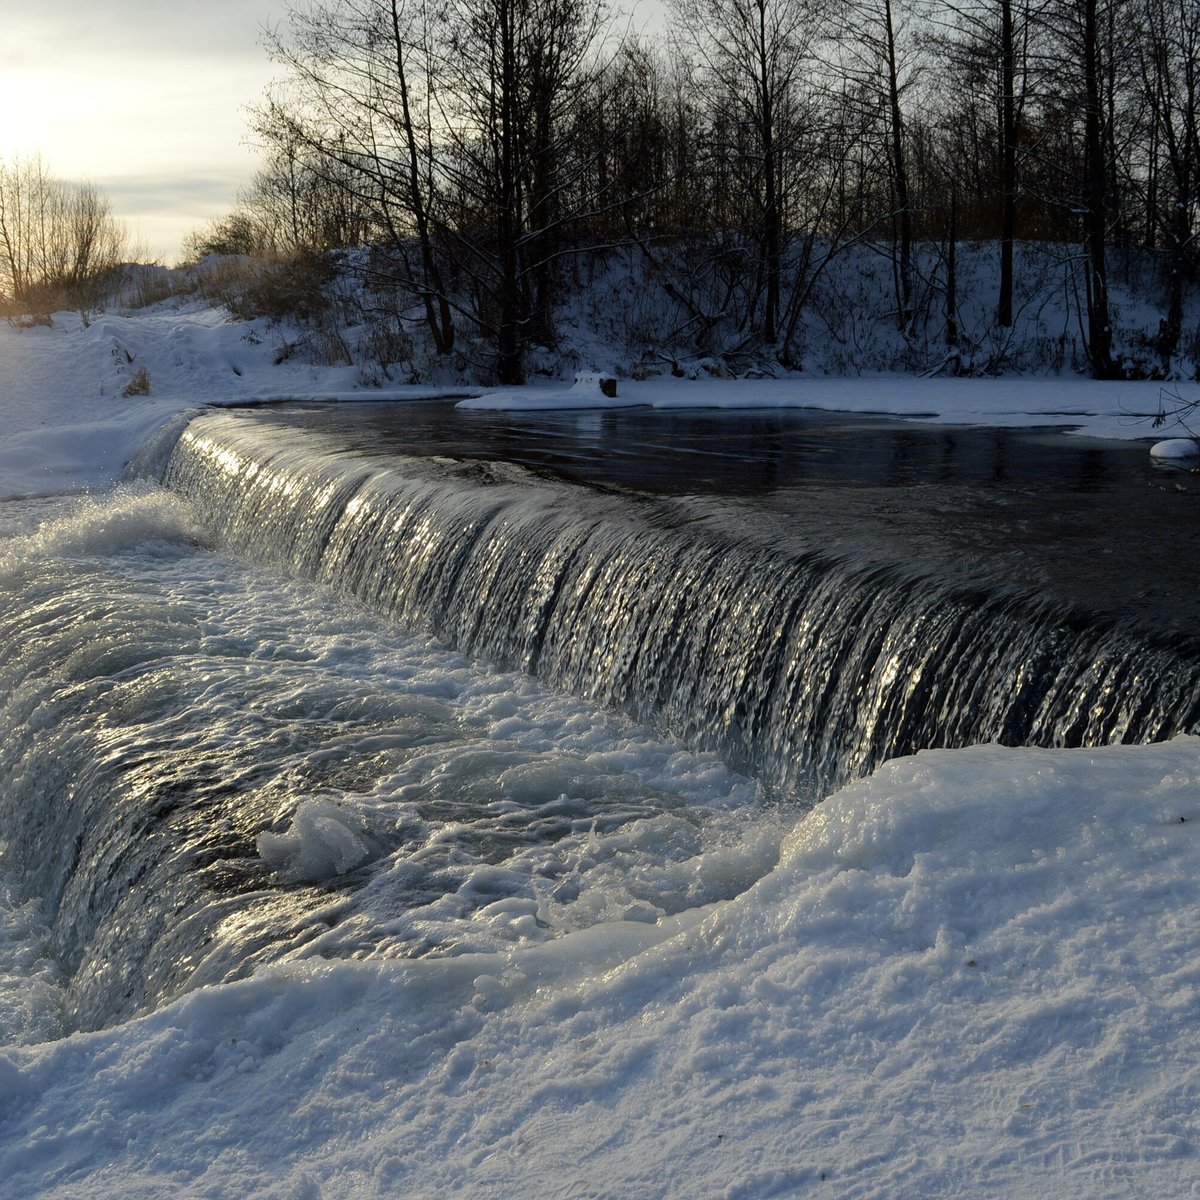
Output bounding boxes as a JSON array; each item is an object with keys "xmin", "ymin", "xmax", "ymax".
[{"xmin": 240, "ymin": 401, "xmax": 1158, "ymax": 496}]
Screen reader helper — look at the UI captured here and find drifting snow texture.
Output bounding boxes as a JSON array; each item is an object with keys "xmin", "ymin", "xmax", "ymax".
[
  {"xmin": 1, "ymin": 739, "xmax": 1198, "ymax": 1198},
  {"xmin": 1151, "ymin": 438, "xmax": 1200, "ymax": 459}
]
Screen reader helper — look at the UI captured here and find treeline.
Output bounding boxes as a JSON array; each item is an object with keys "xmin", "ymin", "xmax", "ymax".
[
  {"xmin": 0, "ymin": 155, "xmax": 128, "ymax": 321},
  {"xmin": 185, "ymin": 0, "xmax": 1200, "ymax": 381}
]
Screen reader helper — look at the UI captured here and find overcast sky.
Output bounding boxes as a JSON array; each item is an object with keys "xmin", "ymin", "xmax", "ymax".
[
  {"xmin": 0, "ymin": 2, "xmax": 283, "ymax": 262},
  {"xmin": 1, "ymin": 1, "xmax": 668, "ymax": 266}
]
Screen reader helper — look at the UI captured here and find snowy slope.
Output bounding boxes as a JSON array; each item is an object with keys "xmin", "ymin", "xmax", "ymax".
[{"xmin": 0, "ymin": 306, "xmax": 455, "ymax": 498}]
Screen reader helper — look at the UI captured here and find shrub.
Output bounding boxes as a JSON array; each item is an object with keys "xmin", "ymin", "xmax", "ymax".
[{"xmin": 122, "ymin": 367, "xmax": 151, "ymax": 397}]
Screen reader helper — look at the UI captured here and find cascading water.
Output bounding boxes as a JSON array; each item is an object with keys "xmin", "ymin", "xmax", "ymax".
[
  {"xmin": 3, "ymin": 405, "xmax": 1199, "ymax": 1035},
  {"xmin": 163, "ymin": 411, "xmax": 1200, "ymax": 796},
  {"xmin": 0, "ymin": 485, "xmax": 767, "ymax": 1034}
]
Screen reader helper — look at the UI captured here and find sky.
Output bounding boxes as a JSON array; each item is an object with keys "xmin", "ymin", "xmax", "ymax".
[
  {"xmin": 0, "ymin": 1, "xmax": 672, "ymax": 268},
  {"xmin": 0, "ymin": 2, "xmax": 283, "ymax": 263}
]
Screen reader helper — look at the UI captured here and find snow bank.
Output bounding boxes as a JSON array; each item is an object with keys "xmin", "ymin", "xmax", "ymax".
[
  {"xmin": 4, "ymin": 306, "xmax": 1186, "ymax": 503},
  {"xmin": 0, "ymin": 402, "xmax": 202, "ymax": 500},
  {"xmin": 466, "ymin": 374, "xmax": 1197, "ymax": 442},
  {"xmin": 1150, "ymin": 438, "xmax": 1200, "ymax": 459},
  {"xmin": 458, "ymin": 373, "xmax": 632, "ymax": 411},
  {"xmin": 3, "ymin": 739, "xmax": 1199, "ymax": 1198},
  {"xmin": 0, "ymin": 307, "xmax": 457, "ymax": 498}
]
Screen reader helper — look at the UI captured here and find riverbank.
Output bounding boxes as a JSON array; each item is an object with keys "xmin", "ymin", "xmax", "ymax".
[{"xmin": 2, "ymin": 304, "xmax": 1197, "ymax": 500}]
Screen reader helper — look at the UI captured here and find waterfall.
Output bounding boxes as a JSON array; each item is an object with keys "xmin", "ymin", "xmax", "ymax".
[
  {"xmin": 5, "ymin": 408, "xmax": 1199, "ymax": 1032},
  {"xmin": 163, "ymin": 411, "xmax": 1200, "ymax": 799}
]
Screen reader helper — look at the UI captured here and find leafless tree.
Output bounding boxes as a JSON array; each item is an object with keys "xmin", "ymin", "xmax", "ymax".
[
  {"xmin": 1132, "ymin": 0, "xmax": 1200, "ymax": 366},
  {"xmin": 263, "ymin": 0, "xmax": 612, "ymax": 382},
  {"xmin": 929, "ymin": 0, "xmax": 1039, "ymax": 327},
  {"xmin": 0, "ymin": 155, "xmax": 127, "ymax": 320},
  {"xmin": 260, "ymin": 0, "xmax": 457, "ymax": 353},
  {"xmin": 826, "ymin": 0, "xmax": 922, "ymax": 330},
  {"xmin": 435, "ymin": 0, "xmax": 610, "ymax": 380},
  {"xmin": 670, "ymin": 0, "xmax": 824, "ymax": 345}
]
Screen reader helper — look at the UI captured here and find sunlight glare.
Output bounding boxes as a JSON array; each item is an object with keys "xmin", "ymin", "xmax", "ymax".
[{"xmin": 0, "ymin": 70, "xmax": 72, "ymax": 162}]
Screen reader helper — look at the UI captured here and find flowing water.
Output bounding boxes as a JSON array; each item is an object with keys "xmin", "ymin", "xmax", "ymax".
[{"xmin": 2, "ymin": 401, "xmax": 1198, "ymax": 1036}]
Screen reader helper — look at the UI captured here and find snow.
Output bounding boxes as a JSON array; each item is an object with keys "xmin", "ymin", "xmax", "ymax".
[
  {"xmin": 2, "ymin": 741, "xmax": 1199, "ymax": 1198},
  {"xmin": 1, "ymin": 303, "xmax": 1192, "ymax": 498},
  {"xmin": 3, "ymin": 303, "xmax": 1200, "ymax": 1198},
  {"xmin": 461, "ymin": 375, "xmax": 1200, "ymax": 443},
  {"xmin": 0, "ymin": 306, "xmax": 459, "ymax": 499},
  {"xmin": 1150, "ymin": 438, "xmax": 1200, "ymax": 459},
  {"xmin": 637, "ymin": 375, "xmax": 1185, "ymax": 436},
  {"xmin": 457, "ymin": 372, "xmax": 630, "ymax": 411}
]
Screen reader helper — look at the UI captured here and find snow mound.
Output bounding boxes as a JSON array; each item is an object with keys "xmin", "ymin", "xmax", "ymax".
[
  {"xmin": 1150, "ymin": 438, "xmax": 1200, "ymax": 459},
  {"xmin": 458, "ymin": 373, "xmax": 634, "ymax": 411},
  {"xmin": 4, "ymin": 739, "xmax": 1200, "ymax": 1199}
]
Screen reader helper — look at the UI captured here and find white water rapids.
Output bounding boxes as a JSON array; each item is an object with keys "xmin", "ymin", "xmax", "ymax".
[
  {"xmin": 0, "ymin": 485, "xmax": 771, "ymax": 1035},
  {"xmin": 3, "ymin": 408, "xmax": 1200, "ymax": 1200}
]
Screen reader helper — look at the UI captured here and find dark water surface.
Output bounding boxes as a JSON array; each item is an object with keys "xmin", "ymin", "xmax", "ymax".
[{"xmin": 236, "ymin": 401, "xmax": 1200, "ymax": 639}]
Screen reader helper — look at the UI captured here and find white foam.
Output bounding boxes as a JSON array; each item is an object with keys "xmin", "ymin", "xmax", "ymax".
[
  {"xmin": 0, "ymin": 484, "xmax": 203, "ymax": 565},
  {"xmin": 256, "ymin": 799, "xmax": 373, "ymax": 881}
]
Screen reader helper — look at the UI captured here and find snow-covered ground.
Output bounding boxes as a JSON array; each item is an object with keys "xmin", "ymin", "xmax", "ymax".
[
  {"xmin": 3, "ymin": 735, "xmax": 1199, "ymax": 1199},
  {"xmin": 0, "ymin": 306, "xmax": 464, "ymax": 499},
  {"xmin": 461, "ymin": 373, "xmax": 1200, "ymax": 442},
  {"xmin": 2, "ymin": 305, "xmax": 1200, "ymax": 1199}
]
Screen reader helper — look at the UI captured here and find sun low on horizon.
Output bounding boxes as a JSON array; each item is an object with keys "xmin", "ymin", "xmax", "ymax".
[{"xmin": 0, "ymin": 2, "xmax": 282, "ymax": 263}]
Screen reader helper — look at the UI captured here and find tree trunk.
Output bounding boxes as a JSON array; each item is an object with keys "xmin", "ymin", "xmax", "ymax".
[
  {"xmin": 759, "ymin": 1, "xmax": 781, "ymax": 344},
  {"xmin": 884, "ymin": 0, "xmax": 911, "ymax": 330},
  {"xmin": 946, "ymin": 187, "xmax": 959, "ymax": 348},
  {"xmin": 998, "ymin": 0, "xmax": 1017, "ymax": 328},
  {"xmin": 390, "ymin": 0, "xmax": 454, "ymax": 354},
  {"xmin": 494, "ymin": 0, "xmax": 525, "ymax": 386},
  {"xmin": 1082, "ymin": 0, "xmax": 1115, "ymax": 378}
]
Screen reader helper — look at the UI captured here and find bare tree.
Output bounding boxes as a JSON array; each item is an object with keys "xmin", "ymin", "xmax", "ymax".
[
  {"xmin": 1133, "ymin": 0, "xmax": 1200, "ymax": 367},
  {"xmin": 206, "ymin": 0, "xmax": 1200, "ymax": 376},
  {"xmin": 265, "ymin": 0, "xmax": 611, "ymax": 381},
  {"xmin": 262, "ymin": 0, "xmax": 456, "ymax": 354},
  {"xmin": 0, "ymin": 155, "xmax": 127, "ymax": 320},
  {"xmin": 827, "ymin": 0, "xmax": 921, "ymax": 331},
  {"xmin": 1024, "ymin": 0, "xmax": 1131, "ymax": 376},
  {"xmin": 930, "ymin": 0, "xmax": 1038, "ymax": 327},
  {"xmin": 437, "ymin": 0, "xmax": 609, "ymax": 380},
  {"xmin": 670, "ymin": 0, "xmax": 823, "ymax": 345}
]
